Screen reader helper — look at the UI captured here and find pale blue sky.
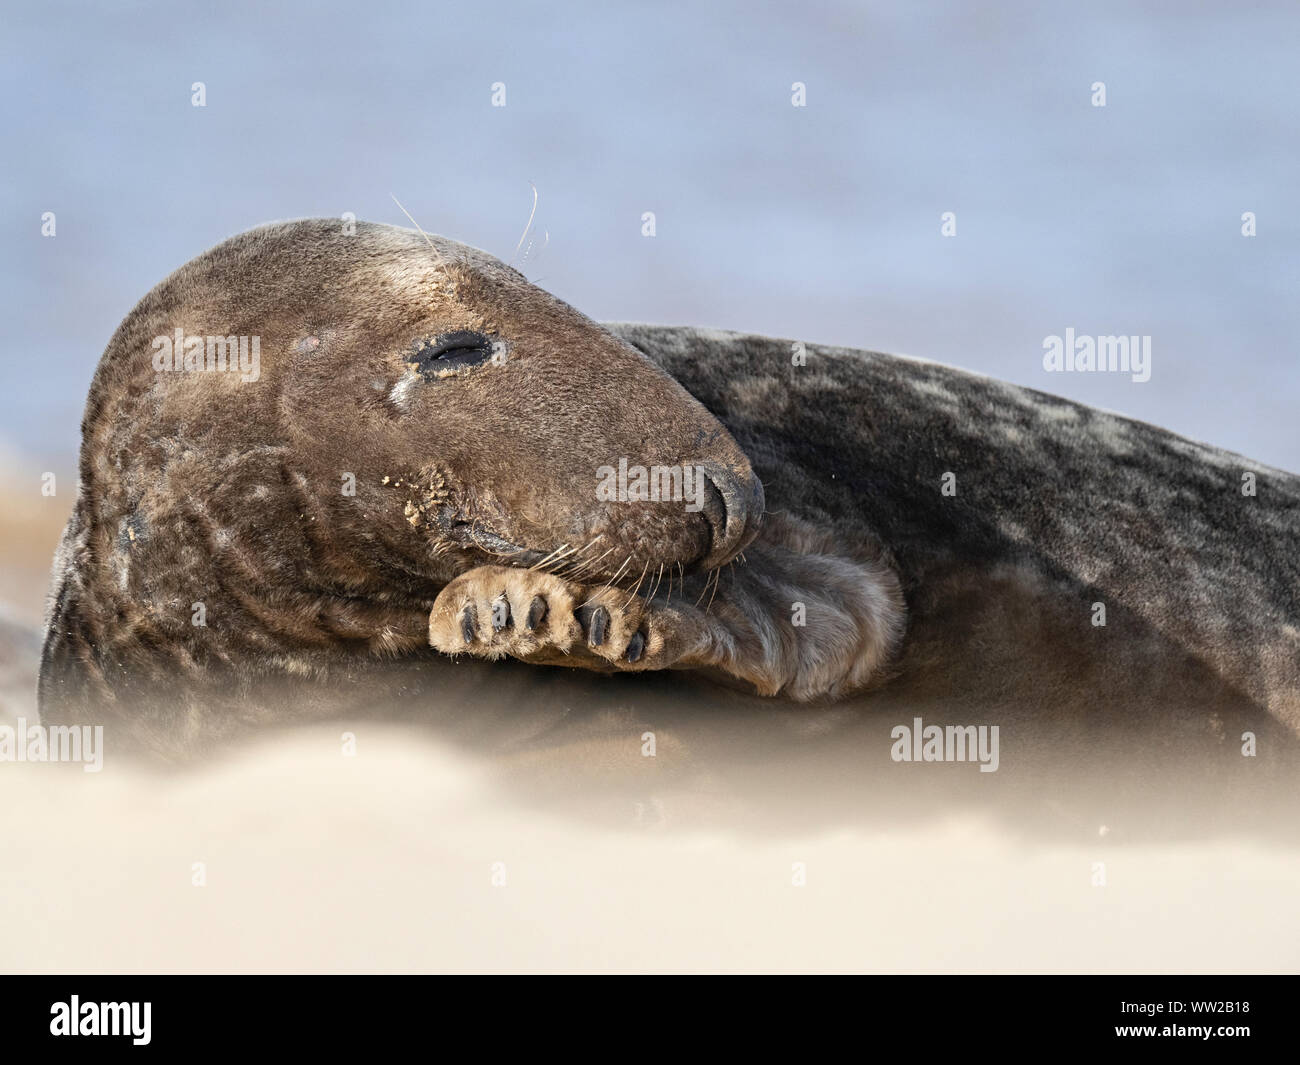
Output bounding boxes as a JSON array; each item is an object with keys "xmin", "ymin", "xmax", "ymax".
[{"xmin": 3, "ymin": 0, "xmax": 1297, "ymax": 469}]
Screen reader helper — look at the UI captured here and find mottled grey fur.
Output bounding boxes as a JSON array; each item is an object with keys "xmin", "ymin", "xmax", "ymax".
[{"xmin": 610, "ymin": 322, "xmax": 1300, "ymax": 744}]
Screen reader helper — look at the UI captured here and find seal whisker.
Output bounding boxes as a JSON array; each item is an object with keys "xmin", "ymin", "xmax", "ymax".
[
  {"xmin": 574, "ymin": 534, "xmax": 605, "ymax": 557},
  {"xmin": 390, "ymin": 194, "xmax": 448, "ymax": 271},
  {"xmin": 547, "ymin": 536, "xmax": 597, "ymax": 578},
  {"xmin": 603, "ymin": 554, "xmax": 633, "ymax": 592},
  {"xmin": 569, "ymin": 544, "xmax": 615, "ymax": 581},
  {"xmin": 705, "ymin": 563, "xmax": 727, "ymax": 615},
  {"xmin": 511, "ymin": 182, "xmax": 541, "ymax": 269},
  {"xmin": 624, "ymin": 558, "xmax": 651, "ymax": 607},
  {"xmin": 694, "ymin": 569, "xmax": 710, "ymax": 608},
  {"xmin": 647, "ymin": 562, "xmax": 666, "ymax": 603},
  {"xmin": 560, "ymin": 536, "xmax": 604, "ymax": 571},
  {"xmin": 695, "ymin": 565, "xmax": 722, "ymax": 609},
  {"xmin": 580, "ymin": 554, "xmax": 632, "ymax": 606},
  {"xmin": 529, "ymin": 542, "xmax": 573, "ymax": 572}
]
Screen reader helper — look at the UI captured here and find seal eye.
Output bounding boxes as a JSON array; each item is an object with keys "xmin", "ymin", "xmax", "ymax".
[{"xmin": 408, "ymin": 331, "xmax": 496, "ymax": 376}]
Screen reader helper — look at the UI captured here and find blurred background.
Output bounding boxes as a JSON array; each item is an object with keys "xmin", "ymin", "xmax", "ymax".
[
  {"xmin": 3, "ymin": 0, "xmax": 1297, "ymax": 475},
  {"xmin": 1, "ymin": 0, "xmax": 1298, "ymax": 975}
]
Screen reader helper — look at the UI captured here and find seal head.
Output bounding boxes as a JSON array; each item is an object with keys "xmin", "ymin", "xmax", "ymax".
[{"xmin": 40, "ymin": 219, "xmax": 764, "ymax": 739}]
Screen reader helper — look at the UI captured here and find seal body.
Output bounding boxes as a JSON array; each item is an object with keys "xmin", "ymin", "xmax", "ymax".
[
  {"xmin": 610, "ymin": 322, "xmax": 1300, "ymax": 746},
  {"xmin": 38, "ymin": 220, "xmax": 1300, "ymax": 761}
]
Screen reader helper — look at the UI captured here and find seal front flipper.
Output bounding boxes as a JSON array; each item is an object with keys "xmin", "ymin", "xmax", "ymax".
[
  {"xmin": 427, "ymin": 564, "xmax": 714, "ymax": 673},
  {"xmin": 664, "ymin": 513, "xmax": 907, "ymax": 700},
  {"xmin": 428, "ymin": 518, "xmax": 906, "ymax": 702}
]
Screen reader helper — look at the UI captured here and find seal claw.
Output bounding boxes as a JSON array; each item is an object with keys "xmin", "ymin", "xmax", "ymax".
[
  {"xmin": 525, "ymin": 596, "xmax": 548, "ymax": 631},
  {"xmin": 586, "ymin": 606, "xmax": 610, "ymax": 647},
  {"xmin": 491, "ymin": 593, "xmax": 511, "ymax": 632},
  {"xmin": 625, "ymin": 629, "xmax": 646, "ymax": 663}
]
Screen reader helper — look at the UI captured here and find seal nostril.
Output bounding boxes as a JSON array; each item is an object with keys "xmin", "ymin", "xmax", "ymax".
[
  {"xmin": 697, "ymin": 464, "xmax": 763, "ymax": 569},
  {"xmin": 700, "ymin": 476, "xmax": 729, "ymax": 548}
]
